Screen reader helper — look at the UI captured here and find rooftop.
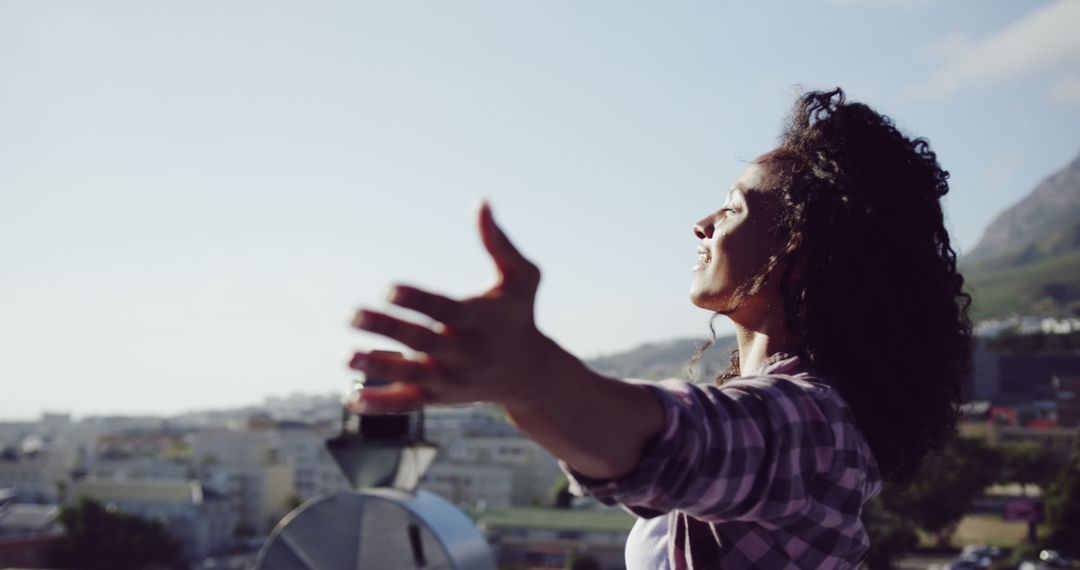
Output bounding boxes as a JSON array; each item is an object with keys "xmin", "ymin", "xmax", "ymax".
[
  {"xmin": 476, "ymin": 507, "xmax": 635, "ymax": 534},
  {"xmin": 0, "ymin": 503, "xmax": 59, "ymax": 531},
  {"xmin": 0, "ymin": 505, "xmax": 58, "ymax": 531},
  {"xmin": 71, "ymin": 478, "xmax": 203, "ymax": 505}
]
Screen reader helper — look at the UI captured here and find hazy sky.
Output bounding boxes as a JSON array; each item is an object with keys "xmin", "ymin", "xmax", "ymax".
[{"xmin": 2, "ymin": 0, "xmax": 1079, "ymax": 419}]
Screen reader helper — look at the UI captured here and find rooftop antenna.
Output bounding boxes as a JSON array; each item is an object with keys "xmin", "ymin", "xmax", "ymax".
[{"xmin": 254, "ymin": 351, "xmax": 496, "ymax": 570}]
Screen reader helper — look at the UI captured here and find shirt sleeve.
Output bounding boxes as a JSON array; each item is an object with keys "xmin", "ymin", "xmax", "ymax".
[{"xmin": 561, "ymin": 377, "xmax": 838, "ymax": 523}]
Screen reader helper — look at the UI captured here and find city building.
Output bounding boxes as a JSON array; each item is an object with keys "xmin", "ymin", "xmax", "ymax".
[
  {"xmin": 190, "ymin": 428, "xmax": 278, "ymax": 467},
  {"xmin": 425, "ymin": 404, "xmax": 520, "ymax": 441},
  {"xmin": 974, "ymin": 316, "xmax": 1080, "ymax": 338},
  {"xmin": 422, "ymin": 462, "xmax": 516, "ymax": 510},
  {"xmin": 94, "ymin": 430, "xmax": 188, "ymax": 460},
  {"xmin": 0, "ymin": 503, "xmax": 60, "ymax": 538},
  {"xmin": 477, "ymin": 507, "xmax": 635, "ymax": 570},
  {"xmin": 191, "ymin": 429, "xmax": 294, "ymax": 534},
  {"xmin": 0, "ymin": 445, "xmax": 77, "ymax": 504},
  {"xmin": 432, "ymin": 435, "xmax": 563, "ymax": 508},
  {"xmin": 38, "ymin": 413, "xmax": 72, "ymax": 433},
  {"xmin": 1053, "ymin": 375, "xmax": 1080, "ymax": 427},
  {"xmin": 988, "ymin": 424, "xmax": 1080, "ymax": 456},
  {"xmin": 261, "ymin": 393, "xmax": 343, "ymax": 425},
  {"xmin": 199, "ymin": 462, "xmax": 294, "ymax": 535},
  {"xmin": 272, "ymin": 421, "xmax": 349, "ymax": 501},
  {"xmin": 0, "ymin": 502, "xmax": 61, "ymax": 570},
  {"xmin": 79, "ymin": 456, "xmax": 194, "ymax": 481},
  {"xmin": 999, "ymin": 353, "xmax": 1080, "ymax": 402},
  {"xmin": 968, "ymin": 339, "xmax": 1080, "ymax": 403}
]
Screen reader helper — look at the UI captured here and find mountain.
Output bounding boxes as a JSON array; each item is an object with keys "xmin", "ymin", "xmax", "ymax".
[
  {"xmin": 585, "ymin": 336, "xmax": 736, "ymax": 382},
  {"xmin": 963, "ymin": 150, "xmax": 1080, "ymax": 319}
]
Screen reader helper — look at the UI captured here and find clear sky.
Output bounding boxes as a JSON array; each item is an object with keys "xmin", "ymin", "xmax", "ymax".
[{"xmin": 2, "ymin": 0, "xmax": 1079, "ymax": 419}]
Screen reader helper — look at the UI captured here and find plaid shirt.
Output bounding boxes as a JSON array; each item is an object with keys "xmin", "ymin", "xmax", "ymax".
[{"xmin": 564, "ymin": 353, "xmax": 882, "ymax": 569}]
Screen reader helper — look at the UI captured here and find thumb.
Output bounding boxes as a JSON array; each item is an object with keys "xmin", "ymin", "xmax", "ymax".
[{"xmin": 477, "ymin": 200, "xmax": 540, "ymax": 297}]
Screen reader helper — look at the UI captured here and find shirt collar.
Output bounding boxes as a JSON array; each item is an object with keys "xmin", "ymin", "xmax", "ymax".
[{"xmin": 746, "ymin": 352, "xmax": 804, "ymax": 376}]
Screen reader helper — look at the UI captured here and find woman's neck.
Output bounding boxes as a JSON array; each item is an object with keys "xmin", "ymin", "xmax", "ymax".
[{"xmin": 730, "ymin": 300, "xmax": 798, "ymax": 375}]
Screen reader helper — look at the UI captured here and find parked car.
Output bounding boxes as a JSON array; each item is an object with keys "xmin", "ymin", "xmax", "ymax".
[
  {"xmin": 1017, "ymin": 549, "xmax": 1072, "ymax": 570},
  {"xmin": 961, "ymin": 545, "xmax": 1005, "ymax": 561},
  {"xmin": 941, "ymin": 544, "xmax": 1009, "ymax": 569},
  {"xmin": 943, "ymin": 558, "xmax": 989, "ymax": 570}
]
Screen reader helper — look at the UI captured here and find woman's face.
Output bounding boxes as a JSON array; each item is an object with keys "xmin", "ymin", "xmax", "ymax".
[{"xmin": 690, "ymin": 159, "xmax": 785, "ymax": 315}]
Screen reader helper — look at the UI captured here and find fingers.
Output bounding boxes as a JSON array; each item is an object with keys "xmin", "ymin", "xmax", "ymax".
[
  {"xmin": 388, "ymin": 285, "xmax": 468, "ymax": 328},
  {"xmin": 351, "ymin": 309, "xmax": 445, "ymax": 354},
  {"xmin": 348, "ymin": 383, "xmax": 427, "ymax": 413},
  {"xmin": 348, "ymin": 350, "xmax": 442, "ymax": 386},
  {"xmin": 477, "ymin": 201, "xmax": 541, "ymax": 296},
  {"xmin": 346, "ymin": 352, "xmax": 450, "ymax": 411},
  {"xmin": 345, "ymin": 202, "xmax": 540, "ymax": 411}
]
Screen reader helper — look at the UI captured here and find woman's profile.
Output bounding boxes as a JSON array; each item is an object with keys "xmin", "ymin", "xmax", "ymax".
[{"xmin": 347, "ymin": 88, "xmax": 973, "ymax": 568}]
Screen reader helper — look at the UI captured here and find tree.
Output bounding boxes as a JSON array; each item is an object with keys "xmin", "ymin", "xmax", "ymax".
[
  {"xmin": 882, "ymin": 436, "xmax": 1001, "ymax": 547},
  {"xmin": 565, "ymin": 551, "xmax": 601, "ymax": 570},
  {"xmin": 548, "ymin": 474, "xmax": 573, "ymax": 509},
  {"xmin": 285, "ymin": 493, "xmax": 305, "ymax": 511},
  {"xmin": 861, "ymin": 498, "xmax": 918, "ymax": 569},
  {"xmin": 48, "ymin": 497, "xmax": 183, "ymax": 570},
  {"xmin": 1043, "ymin": 452, "xmax": 1080, "ymax": 556},
  {"xmin": 998, "ymin": 442, "xmax": 1064, "ymax": 496}
]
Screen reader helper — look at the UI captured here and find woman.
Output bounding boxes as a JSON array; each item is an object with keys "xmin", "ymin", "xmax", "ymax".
[{"xmin": 347, "ymin": 89, "xmax": 972, "ymax": 568}]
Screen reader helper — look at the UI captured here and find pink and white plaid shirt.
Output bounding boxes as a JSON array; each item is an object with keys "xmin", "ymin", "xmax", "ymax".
[{"xmin": 564, "ymin": 353, "xmax": 882, "ymax": 569}]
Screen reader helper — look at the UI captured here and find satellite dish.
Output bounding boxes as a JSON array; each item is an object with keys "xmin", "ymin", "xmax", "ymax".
[
  {"xmin": 255, "ymin": 489, "xmax": 496, "ymax": 570},
  {"xmin": 255, "ymin": 351, "xmax": 496, "ymax": 569}
]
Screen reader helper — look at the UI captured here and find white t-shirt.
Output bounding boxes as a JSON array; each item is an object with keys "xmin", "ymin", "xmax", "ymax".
[{"xmin": 625, "ymin": 514, "xmax": 670, "ymax": 570}]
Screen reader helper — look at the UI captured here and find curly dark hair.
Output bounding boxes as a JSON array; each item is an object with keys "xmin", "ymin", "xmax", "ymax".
[{"xmin": 695, "ymin": 88, "xmax": 972, "ymax": 484}]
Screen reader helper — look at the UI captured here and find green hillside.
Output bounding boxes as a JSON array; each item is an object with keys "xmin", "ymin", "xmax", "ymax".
[
  {"xmin": 962, "ymin": 151, "xmax": 1080, "ymax": 319},
  {"xmin": 965, "ymin": 247, "xmax": 1080, "ymax": 319},
  {"xmin": 585, "ymin": 336, "xmax": 736, "ymax": 382}
]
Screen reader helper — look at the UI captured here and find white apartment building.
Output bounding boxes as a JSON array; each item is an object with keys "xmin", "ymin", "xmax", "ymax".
[
  {"xmin": 443, "ymin": 436, "xmax": 563, "ymax": 506},
  {"xmin": 190, "ymin": 429, "xmax": 278, "ymax": 467},
  {"xmin": 420, "ymin": 435, "xmax": 563, "ymax": 509},
  {"xmin": 421, "ymin": 462, "xmax": 515, "ymax": 510},
  {"xmin": 199, "ymin": 462, "xmax": 293, "ymax": 535},
  {"xmin": 272, "ymin": 422, "xmax": 348, "ymax": 500},
  {"xmin": 0, "ymin": 446, "xmax": 77, "ymax": 504},
  {"xmin": 0, "ymin": 503, "xmax": 60, "ymax": 538},
  {"xmin": 80, "ymin": 456, "xmax": 194, "ymax": 481},
  {"xmin": 189, "ymin": 429, "xmax": 296, "ymax": 534},
  {"xmin": 424, "ymin": 405, "xmax": 519, "ymax": 442},
  {"xmin": 477, "ymin": 507, "xmax": 635, "ymax": 570}
]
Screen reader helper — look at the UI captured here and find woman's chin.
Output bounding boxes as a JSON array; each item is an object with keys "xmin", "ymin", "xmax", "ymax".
[{"xmin": 689, "ymin": 288, "xmax": 730, "ymax": 313}]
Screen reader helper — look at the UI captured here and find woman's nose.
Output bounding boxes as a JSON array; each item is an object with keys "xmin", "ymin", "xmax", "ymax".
[{"xmin": 693, "ymin": 218, "xmax": 714, "ymax": 240}]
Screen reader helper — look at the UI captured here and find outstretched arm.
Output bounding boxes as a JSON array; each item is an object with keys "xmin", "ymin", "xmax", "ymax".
[{"xmin": 348, "ymin": 201, "xmax": 663, "ymax": 479}]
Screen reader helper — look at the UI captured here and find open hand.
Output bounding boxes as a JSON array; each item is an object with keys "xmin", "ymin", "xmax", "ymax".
[{"xmin": 347, "ymin": 201, "xmax": 550, "ymax": 411}]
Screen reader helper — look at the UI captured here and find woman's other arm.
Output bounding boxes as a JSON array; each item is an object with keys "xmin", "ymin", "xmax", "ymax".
[
  {"xmin": 348, "ymin": 201, "xmax": 663, "ymax": 480},
  {"xmin": 499, "ymin": 335, "xmax": 664, "ymax": 479}
]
